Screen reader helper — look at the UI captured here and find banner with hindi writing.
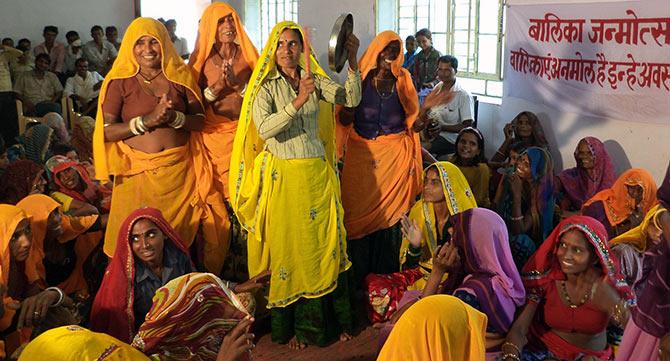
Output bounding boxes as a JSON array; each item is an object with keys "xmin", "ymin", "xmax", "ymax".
[{"xmin": 504, "ymin": 0, "xmax": 670, "ymax": 124}]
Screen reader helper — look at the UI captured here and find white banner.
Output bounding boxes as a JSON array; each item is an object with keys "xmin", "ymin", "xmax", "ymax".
[{"xmin": 503, "ymin": 1, "xmax": 670, "ymax": 123}]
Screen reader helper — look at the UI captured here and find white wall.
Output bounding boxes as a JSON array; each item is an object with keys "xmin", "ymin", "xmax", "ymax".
[{"xmin": 0, "ymin": 0, "xmax": 135, "ymax": 47}]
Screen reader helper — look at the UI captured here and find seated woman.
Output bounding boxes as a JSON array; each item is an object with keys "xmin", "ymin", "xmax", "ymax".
[
  {"xmin": 379, "ymin": 208, "xmax": 525, "ymax": 358},
  {"xmin": 16, "ymin": 194, "xmax": 103, "ymax": 302},
  {"xmin": 556, "ymin": 137, "xmax": 616, "ymax": 213},
  {"xmin": 0, "ymin": 160, "xmax": 47, "ymax": 204},
  {"xmin": 377, "ymin": 295, "xmax": 487, "ymax": 361},
  {"xmin": 447, "ymin": 127, "xmax": 491, "ymax": 208},
  {"xmin": 46, "ymin": 155, "xmax": 111, "ymax": 214},
  {"xmin": 609, "ymin": 205, "xmax": 666, "ymax": 285},
  {"xmin": 132, "ymin": 272, "xmax": 255, "ymax": 360},
  {"xmin": 490, "ymin": 111, "xmax": 548, "ymax": 164},
  {"xmin": 489, "ymin": 141, "xmax": 527, "ymax": 204},
  {"xmin": 0, "ymin": 205, "xmax": 76, "ymax": 358},
  {"xmin": 90, "ymin": 208, "xmax": 266, "ymax": 343},
  {"xmin": 494, "ymin": 146, "xmax": 555, "ymax": 269},
  {"xmin": 582, "ymin": 168, "xmax": 658, "ymax": 239},
  {"xmin": 616, "ymin": 162, "xmax": 670, "ymax": 361},
  {"xmin": 364, "ymin": 161, "xmax": 476, "ymax": 323},
  {"xmin": 338, "ymin": 31, "xmax": 422, "ymax": 287},
  {"xmin": 502, "ymin": 215, "xmax": 635, "ymax": 361}
]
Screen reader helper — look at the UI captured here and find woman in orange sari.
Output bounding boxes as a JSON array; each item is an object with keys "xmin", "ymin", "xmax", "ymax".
[
  {"xmin": 0, "ymin": 205, "xmax": 75, "ymax": 357},
  {"xmin": 338, "ymin": 31, "xmax": 421, "ymax": 287},
  {"xmin": 93, "ymin": 18, "xmax": 224, "ymax": 274},
  {"xmin": 582, "ymin": 168, "xmax": 658, "ymax": 239},
  {"xmin": 189, "ymin": 2, "xmax": 259, "ymax": 278},
  {"xmin": 16, "ymin": 195, "xmax": 102, "ymax": 302}
]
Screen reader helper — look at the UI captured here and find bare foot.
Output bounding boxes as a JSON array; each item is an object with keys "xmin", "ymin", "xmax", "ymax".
[
  {"xmin": 288, "ymin": 336, "xmax": 307, "ymax": 350},
  {"xmin": 339, "ymin": 332, "xmax": 352, "ymax": 342}
]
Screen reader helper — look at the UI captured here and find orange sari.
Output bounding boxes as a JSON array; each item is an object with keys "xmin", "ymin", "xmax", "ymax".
[
  {"xmin": 339, "ymin": 31, "xmax": 422, "ymax": 240},
  {"xmin": 16, "ymin": 194, "xmax": 100, "ymax": 298}
]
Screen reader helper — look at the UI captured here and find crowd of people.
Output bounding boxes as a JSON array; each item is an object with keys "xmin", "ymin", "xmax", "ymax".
[{"xmin": 0, "ymin": 3, "xmax": 669, "ymax": 360}]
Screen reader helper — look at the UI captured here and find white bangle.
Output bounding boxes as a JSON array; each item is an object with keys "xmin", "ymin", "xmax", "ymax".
[
  {"xmin": 169, "ymin": 111, "xmax": 186, "ymax": 129},
  {"xmin": 136, "ymin": 116, "xmax": 148, "ymax": 133},
  {"xmin": 46, "ymin": 287, "xmax": 64, "ymax": 308},
  {"xmin": 204, "ymin": 86, "xmax": 217, "ymax": 102},
  {"xmin": 238, "ymin": 84, "xmax": 247, "ymax": 97},
  {"xmin": 129, "ymin": 117, "xmax": 143, "ymax": 135}
]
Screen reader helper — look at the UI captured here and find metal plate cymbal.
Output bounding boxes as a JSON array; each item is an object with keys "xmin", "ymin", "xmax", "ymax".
[{"xmin": 328, "ymin": 13, "xmax": 354, "ymax": 73}]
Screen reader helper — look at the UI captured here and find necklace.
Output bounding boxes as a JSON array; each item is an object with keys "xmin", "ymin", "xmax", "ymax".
[
  {"xmin": 560, "ymin": 281, "xmax": 590, "ymax": 309},
  {"xmin": 137, "ymin": 71, "xmax": 163, "ymax": 84},
  {"xmin": 216, "ymin": 45, "xmax": 238, "ymax": 67},
  {"xmin": 374, "ymin": 77, "xmax": 395, "ymax": 100}
]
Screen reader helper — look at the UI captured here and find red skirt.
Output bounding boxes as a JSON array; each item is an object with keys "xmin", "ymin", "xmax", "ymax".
[{"xmin": 364, "ymin": 268, "xmax": 423, "ymax": 323}]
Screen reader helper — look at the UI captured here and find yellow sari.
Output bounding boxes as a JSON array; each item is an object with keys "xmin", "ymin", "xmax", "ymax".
[
  {"xmin": 229, "ymin": 21, "xmax": 350, "ymax": 308},
  {"xmin": 610, "ymin": 204, "xmax": 666, "ymax": 252}
]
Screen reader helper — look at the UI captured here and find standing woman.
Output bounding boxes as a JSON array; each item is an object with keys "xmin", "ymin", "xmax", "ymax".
[
  {"xmin": 229, "ymin": 21, "xmax": 361, "ymax": 349},
  {"xmin": 92, "ymin": 18, "xmax": 218, "ymax": 268},
  {"xmin": 339, "ymin": 31, "xmax": 422, "ymax": 286},
  {"xmin": 189, "ymin": 3, "xmax": 259, "ymax": 275}
]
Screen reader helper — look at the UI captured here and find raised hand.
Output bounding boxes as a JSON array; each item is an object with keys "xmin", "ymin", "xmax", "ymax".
[
  {"xmin": 432, "ymin": 243, "xmax": 460, "ymax": 274},
  {"xmin": 345, "ymin": 33, "xmax": 360, "ymax": 71},
  {"xmin": 145, "ymin": 94, "xmax": 173, "ymax": 128},
  {"xmin": 401, "ymin": 215, "xmax": 422, "ymax": 249}
]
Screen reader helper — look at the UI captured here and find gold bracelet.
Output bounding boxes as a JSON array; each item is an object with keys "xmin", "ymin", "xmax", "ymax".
[
  {"xmin": 204, "ymin": 86, "xmax": 217, "ymax": 102},
  {"xmin": 502, "ymin": 341, "xmax": 521, "ymax": 355}
]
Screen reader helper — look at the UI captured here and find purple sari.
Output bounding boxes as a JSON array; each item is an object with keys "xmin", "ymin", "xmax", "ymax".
[{"xmin": 557, "ymin": 137, "xmax": 616, "ymax": 210}]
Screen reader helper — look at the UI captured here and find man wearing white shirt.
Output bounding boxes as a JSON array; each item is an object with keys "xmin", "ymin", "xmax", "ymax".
[
  {"xmin": 414, "ymin": 55, "xmax": 474, "ymax": 158},
  {"xmin": 64, "ymin": 31, "xmax": 83, "ymax": 76},
  {"xmin": 165, "ymin": 19, "xmax": 189, "ymax": 60},
  {"xmin": 83, "ymin": 25, "xmax": 117, "ymax": 76},
  {"xmin": 64, "ymin": 58, "xmax": 103, "ymax": 116}
]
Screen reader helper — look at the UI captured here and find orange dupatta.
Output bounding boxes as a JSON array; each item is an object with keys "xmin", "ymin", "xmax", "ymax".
[
  {"xmin": 339, "ymin": 31, "xmax": 422, "ymax": 239},
  {"xmin": 582, "ymin": 168, "xmax": 658, "ymax": 226},
  {"xmin": 16, "ymin": 194, "xmax": 100, "ymax": 297},
  {"xmin": 0, "ymin": 205, "xmax": 40, "ymax": 357}
]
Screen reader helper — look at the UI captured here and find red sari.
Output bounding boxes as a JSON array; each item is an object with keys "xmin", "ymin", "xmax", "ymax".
[
  {"xmin": 521, "ymin": 215, "xmax": 635, "ymax": 360},
  {"xmin": 89, "ymin": 207, "xmax": 193, "ymax": 343}
]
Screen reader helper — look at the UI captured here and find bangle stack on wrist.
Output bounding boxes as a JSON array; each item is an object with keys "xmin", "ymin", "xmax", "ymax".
[
  {"xmin": 501, "ymin": 342, "xmax": 521, "ymax": 361},
  {"xmin": 129, "ymin": 116, "xmax": 147, "ymax": 135},
  {"xmin": 169, "ymin": 111, "xmax": 186, "ymax": 129},
  {"xmin": 204, "ymin": 86, "xmax": 217, "ymax": 102}
]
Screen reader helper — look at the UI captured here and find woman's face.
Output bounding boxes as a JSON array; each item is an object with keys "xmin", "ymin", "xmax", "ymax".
[
  {"xmin": 46, "ymin": 208, "xmax": 63, "ymax": 239},
  {"xmin": 377, "ymin": 41, "xmax": 401, "ymax": 71},
  {"xmin": 10, "ymin": 218, "xmax": 32, "ymax": 262},
  {"xmin": 416, "ymin": 35, "xmax": 431, "ymax": 50},
  {"xmin": 58, "ymin": 167, "xmax": 81, "ymax": 190},
  {"xmin": 216, "ymin": 15, "xmax": 236, "ymax": 44},
  {"xmin": 556, "ymin": 229, "xmax": 595, "ymax": 275},
  {"xmin": 423, "ymin": 168, "xmax": 446, "ymax": 203},
  {"xmin": 275, "ymin": 29, "xmax": 302, "ymax": 70},
  {"xmin": 515, "ymin": 115, "xmax": 533, "ymax": 138},
  {"xmin": 515, "ymin": 154, "xmax": 531, "ymax": 180},
  {"xmin": 133, "ymin": 36, "xmax": 162, "ymax": 70},
  {"xmin": 626, "ymin": 184, "xmax": 644, "ymax": 207},
  {"xmin": 457, "ymin": 132, "xmax": 481, "ymax": 161},
  {"xmin": 576, "ymin": 140, "xmax": 595, "ymax": 170},
  {"xmin": 131, "ymin": 218, "xmax": 165, "ymax": 265}
]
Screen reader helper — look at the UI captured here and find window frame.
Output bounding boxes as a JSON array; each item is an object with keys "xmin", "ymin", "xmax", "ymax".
[{"xmin": 259, "ymin": 0, "xmax": 298, "ymax": 47}]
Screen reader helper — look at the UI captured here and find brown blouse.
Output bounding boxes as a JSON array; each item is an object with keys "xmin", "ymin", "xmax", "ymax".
[{"xmin": 103, "ymin": 77, "xmax": 191, "ymax": 122}]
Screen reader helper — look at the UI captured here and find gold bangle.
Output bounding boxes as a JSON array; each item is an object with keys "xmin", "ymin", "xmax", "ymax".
[{"xmin": 502, "ymin": 342, "xmax": 521, "ymax": 355}]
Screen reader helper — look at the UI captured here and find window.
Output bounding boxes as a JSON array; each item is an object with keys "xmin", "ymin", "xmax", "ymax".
[
  {"xmin": 379, "ymin": 0, "xmax": 504, "ymax": 98},
  {"xmin": 260, "ymin": 0, "xmax": 298, "ymax": 46}
]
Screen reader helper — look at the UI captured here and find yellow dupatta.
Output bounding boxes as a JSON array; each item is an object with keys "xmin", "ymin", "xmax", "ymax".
[
  {"xmin": 610, "ymin": 204, "xmax": 667, "ymax": 252},
  {"xmin": 229, "ymin": 21, "xmax": 339, "ymax": 238},
  {"xmin": 399, "ymin": 161, "xmax": 477, "ymax": 268},
  {"xmin": 377, "ymin": 295, "xmax": 487, "ymax": 361}
]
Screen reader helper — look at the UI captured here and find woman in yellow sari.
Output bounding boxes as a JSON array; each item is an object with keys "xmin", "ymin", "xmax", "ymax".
[
  {"xmin": 93, "ymin": 18, "xmax": 224, "ymax": 273},
  {"xmin": 229, "ymin": 21, "xmax": 361, "ymax": 349},
  {"xmin": 364, "ymin": 161, "xmax": 476, "ymax": 323},
  {"xmin": 377, "ymin": 295, "xmax": 487, "ymax": 361},
  {"xmin": 189, "ymin": 3, "xmax": 259, "ymax": 277}
]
